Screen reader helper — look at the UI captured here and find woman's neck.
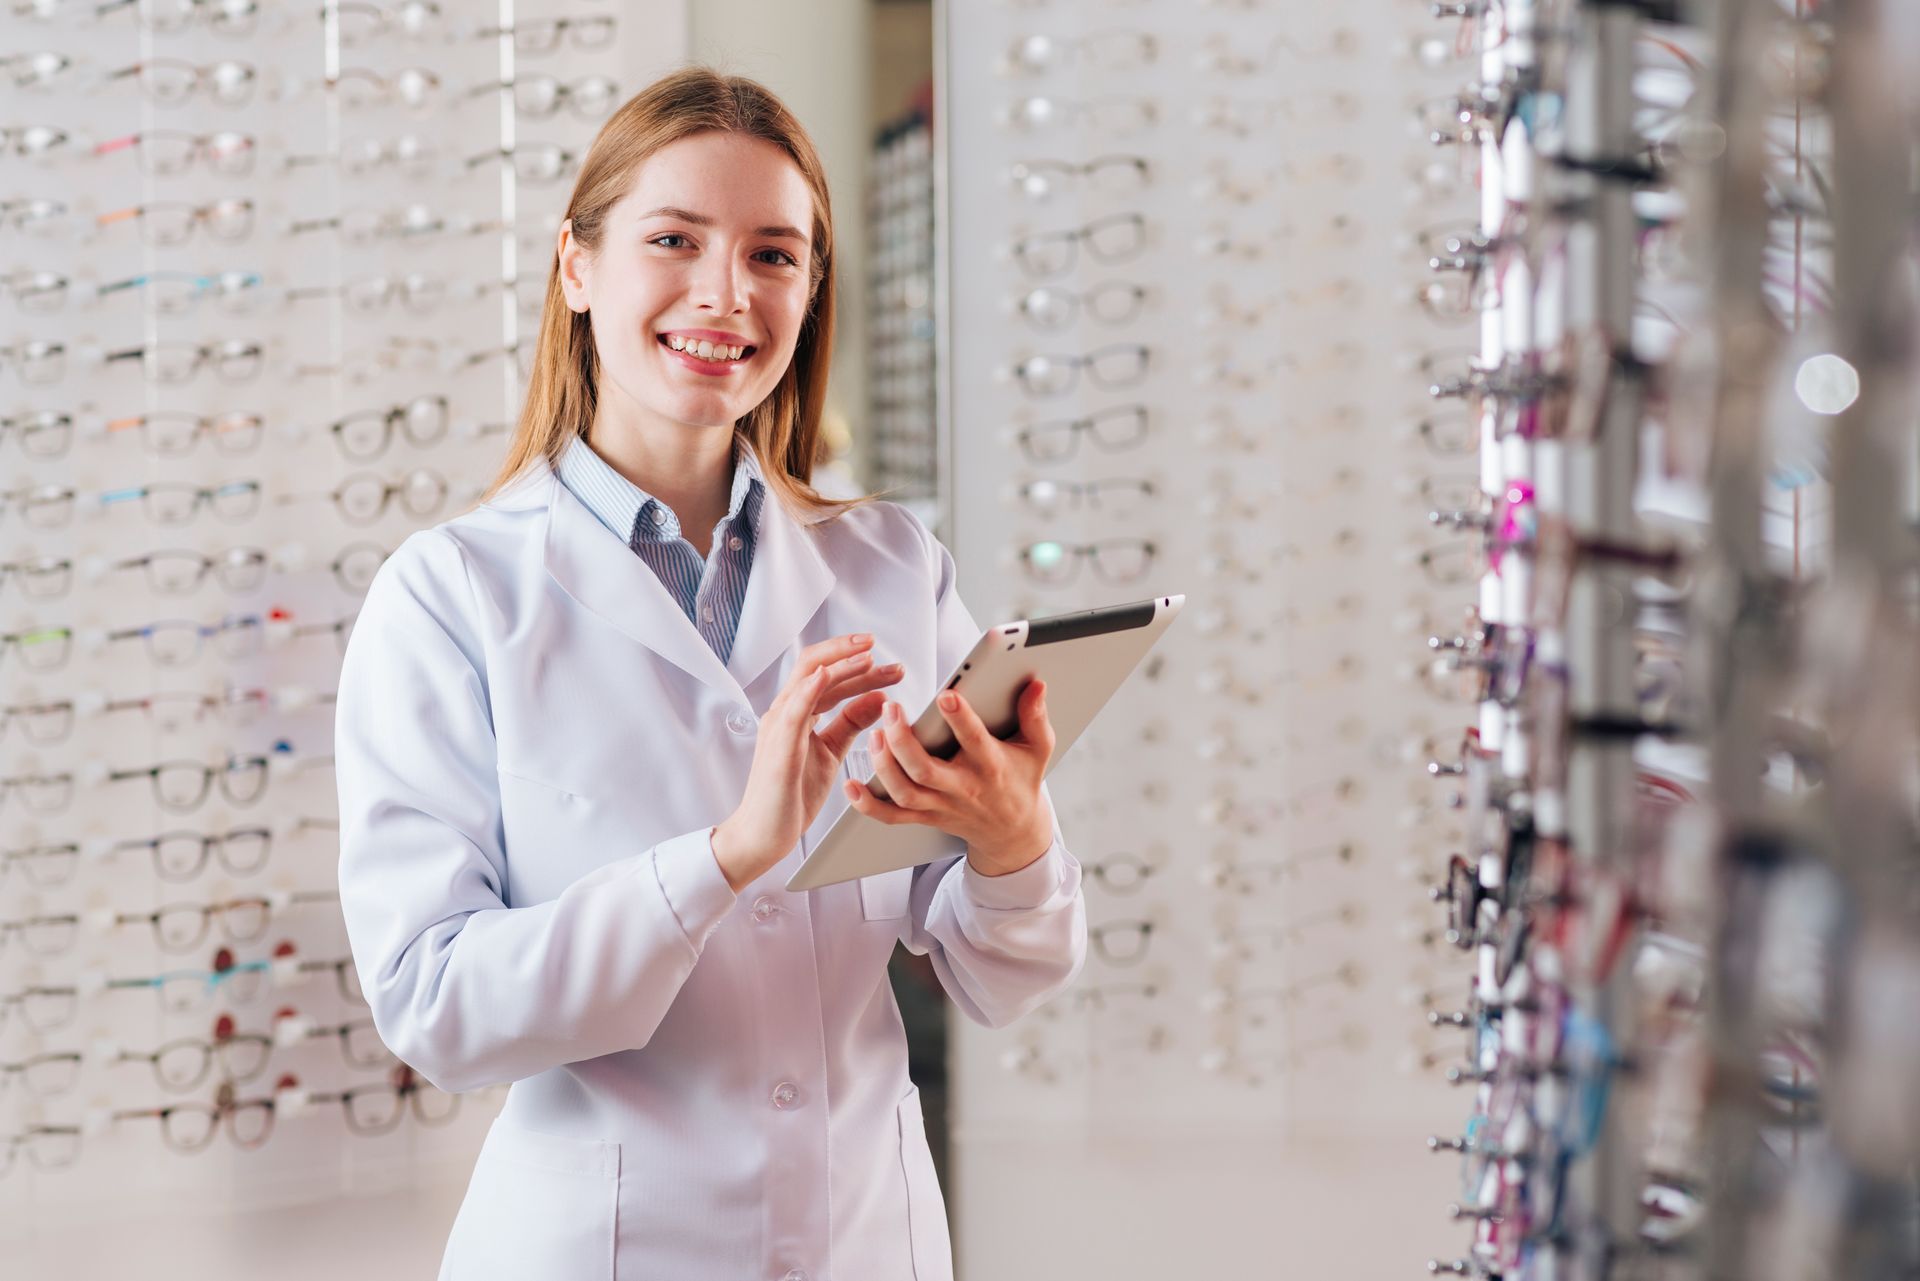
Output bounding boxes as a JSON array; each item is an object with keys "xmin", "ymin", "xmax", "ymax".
[{"xmin": 587, "ymin": 413, "xmax": 737, "ymax": 545}]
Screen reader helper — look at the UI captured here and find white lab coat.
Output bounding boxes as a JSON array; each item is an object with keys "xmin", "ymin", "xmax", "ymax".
[{"xmin": 333, "ymin": 461, "xmax": 1088, "ymax": 1281}]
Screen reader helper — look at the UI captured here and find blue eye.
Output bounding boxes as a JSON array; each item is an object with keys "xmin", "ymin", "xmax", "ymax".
[
  {"xmin": 755, "ymin": 248, "xmax": 798, "ymax": 267},
  {"xmin": 650, "ymin": 233, "xmax": 689, "ymax": 249}
]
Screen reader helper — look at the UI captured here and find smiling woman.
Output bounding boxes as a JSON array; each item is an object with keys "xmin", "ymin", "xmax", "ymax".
[
  {"xmin": 336, "ymin": 61, "xmax": 1085, "ymax": 1281},
  {"xmin": 482, "ymin": 67, "xmax": 875, "ymax": 530}
]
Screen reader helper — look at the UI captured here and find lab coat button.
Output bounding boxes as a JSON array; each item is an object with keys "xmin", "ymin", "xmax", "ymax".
[
  {"xmin": 770, "ymin": 1081, "xmax": 800, "ymax": 1109},
  {"xmin": 782, "ymin": 1271, "xmax": 808, "ymax": 1281},
  {"xmin": 726, "ymin": 708, "xmax": 756, "ymax": 735},
  {"xmin": 751, "ymin": 896, "xmax": 778, "ymax": 922}
]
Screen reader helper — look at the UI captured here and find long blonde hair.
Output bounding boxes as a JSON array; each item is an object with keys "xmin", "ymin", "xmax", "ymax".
[{"xmin": 481, "ymin": 66, "xmax": 879, "ymax": 525}]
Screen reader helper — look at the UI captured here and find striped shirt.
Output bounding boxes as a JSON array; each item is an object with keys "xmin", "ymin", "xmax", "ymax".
[{"xmin": 554, "ymin": 433, "xmax": 765, "ymax": 666}]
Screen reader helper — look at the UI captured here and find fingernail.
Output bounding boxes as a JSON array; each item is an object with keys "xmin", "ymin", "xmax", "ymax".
[
  {"xmin": 939, "ymin": 692, "xmax": 957, "ymax": 711},
  {"xmin": 852, "ymin": 633, "xmax": 872, "ymax": 645}
]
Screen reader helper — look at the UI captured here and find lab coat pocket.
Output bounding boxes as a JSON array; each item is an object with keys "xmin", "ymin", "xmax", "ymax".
[
  {"xmin": 440, "ymin": 1121, "xmax": 620, "ymax": 1281},
  {"xmin": 896, "ymin": 1085, "xmax": 954, "ymax": 1281},
  {"xmin": 495, "ymin": 767, "xmax": 640, "ymax": 905}
]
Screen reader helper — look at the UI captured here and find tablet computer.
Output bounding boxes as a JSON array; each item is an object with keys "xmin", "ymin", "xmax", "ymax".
[{"xmin": 784, "ymin": 593, "xmax": 1184, "ymax": 892}]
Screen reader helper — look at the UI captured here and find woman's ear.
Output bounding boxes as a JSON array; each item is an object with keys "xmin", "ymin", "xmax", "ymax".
[{"xmin": 556, "ymin": 219, "xmax": 591, "ymax": 314}]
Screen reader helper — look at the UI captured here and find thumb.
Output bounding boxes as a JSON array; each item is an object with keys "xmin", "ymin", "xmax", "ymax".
[
  {"xmin": 816, "ymin": 689, "xmax": 886, "ymax": 759},
  {"xmin": 1013, "ymin": 678, "xmax": 1053, "ymax": 753}
]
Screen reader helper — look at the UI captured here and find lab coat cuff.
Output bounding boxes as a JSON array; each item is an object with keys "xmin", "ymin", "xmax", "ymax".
[
  {"xmin": 961, "ymin": 837, "xmax": 1064, "ymax": 911},
  {"xmin": 651, "ymin": 826, "xmax": 739, "ymax": 950}
]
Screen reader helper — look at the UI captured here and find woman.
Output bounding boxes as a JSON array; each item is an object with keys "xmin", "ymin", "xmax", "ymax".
[{"xmin": 334, "ymin": 67, "xmax": 1088, "ymax": 1280}]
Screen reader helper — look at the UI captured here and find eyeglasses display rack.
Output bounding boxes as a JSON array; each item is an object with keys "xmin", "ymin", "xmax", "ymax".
[
  {"xmin": 939, "ymin": 0, "xmax": 1474, "ymax": 1275},
  {"xmin": 0, "ymin": 0, "xmax": 663, "ymax": 1262}
]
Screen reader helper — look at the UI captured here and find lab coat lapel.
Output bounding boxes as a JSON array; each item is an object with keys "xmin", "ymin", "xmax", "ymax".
[
  {"xmin": 542, "ymin": 470, "xmax": 743, "ymax": 700},
  {"xmin": 726, "ymin": 483, "xmax": 836, "ymax": 695}
]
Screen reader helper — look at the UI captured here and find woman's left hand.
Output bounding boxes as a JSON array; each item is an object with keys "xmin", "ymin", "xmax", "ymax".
[{"xmin": 843, "ymin": 677, "xmax": 1057, "ymax": 877}]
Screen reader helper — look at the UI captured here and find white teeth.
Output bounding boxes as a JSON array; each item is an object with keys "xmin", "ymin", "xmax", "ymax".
[{"xmin": 663, "ymin": 335, "xmax": 749, "ymax": 362}]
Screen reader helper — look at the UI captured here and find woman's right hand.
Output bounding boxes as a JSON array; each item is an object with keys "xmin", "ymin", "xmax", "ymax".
[{"xmin": 710, "ymin": 633, "xmax": 902, "ymax": 892}]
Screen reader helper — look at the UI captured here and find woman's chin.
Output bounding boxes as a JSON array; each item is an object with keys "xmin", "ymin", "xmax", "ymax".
[{"xmin": 646, "ymin": 395, "xmax": 754, "ymax": 432}]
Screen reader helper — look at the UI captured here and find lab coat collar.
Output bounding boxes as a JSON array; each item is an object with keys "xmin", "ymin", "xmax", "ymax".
[{"xmin": 540, "ymin": 466, "xmax": 836, "ymax": 703}]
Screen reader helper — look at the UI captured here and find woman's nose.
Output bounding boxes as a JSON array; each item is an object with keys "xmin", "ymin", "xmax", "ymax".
[{"xmin": 689, "ymin": 252, "xmax": 748, "ymax": 314}]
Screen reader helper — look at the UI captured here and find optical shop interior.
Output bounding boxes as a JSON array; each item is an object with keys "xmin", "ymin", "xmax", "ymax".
[{"xmin": 5, "ymin": 0, "xmax": 1920, "ymax": 1278}]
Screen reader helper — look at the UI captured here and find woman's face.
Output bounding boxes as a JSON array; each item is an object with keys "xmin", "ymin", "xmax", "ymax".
[{"xmin": 559, "ymin": 130, "xmax": 817, "ymax": 434}]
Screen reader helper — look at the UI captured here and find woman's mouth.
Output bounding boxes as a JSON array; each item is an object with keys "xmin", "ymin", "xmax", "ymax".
[{"xmin": 658, "ymin": 333, "xmax": 756, "ymax": 374}]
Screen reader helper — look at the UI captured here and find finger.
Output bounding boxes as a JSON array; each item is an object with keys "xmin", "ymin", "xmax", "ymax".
[
  {"xmin": 811, "ymin": 650, "xmax": 876, "ymax": 702},
  {"xmin": 816, "ymin": 660, "xmax": 903, "ymax": 711},
  {"xmin": 866, "ymin": 730, "xmax": 936, "ymax": 811},
  {"xmin": 842, "ymin": 778, "xmax": 919, "ymax": 826},
  {"xmin": 815, "ymin": 690, "xmax": 886, "ymax": 759},
  {"xmin": 878, "ymin": 700, "xmax": 959, "ymax": 792},
  {"xmin": 776, "ymin": 643, "xmax": 871, "ymax": 713},
  {"xmin": 790, "ymin": 632, "xmax": 875, "ymax": 686},
  {"xmin": 1013, "ymin": 678, "xmax": 1056, "ymax": 760},
  {"xmin": 779, "ymin": 641, "xmax": 871, "ymax": 702},
  {"xmin": 778, "ymin": 666, "xmax": 831, "ymax": 726},
  {"xmin": 779, "ymin": 652, "xmax": 871, "ymax": 722},
  {"xmin": 935, "ymin": 686, "xmax": 999, "ymax": 759}
]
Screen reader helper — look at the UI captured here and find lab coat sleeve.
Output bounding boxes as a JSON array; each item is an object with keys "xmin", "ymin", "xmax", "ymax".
[
  {"xmin": 891, "ymin": 508, "xmax": 1088, "ymax": 1029},
  {"xmin": 334, "ymin": 530, "xmax": 739, "ymax": 1094}
]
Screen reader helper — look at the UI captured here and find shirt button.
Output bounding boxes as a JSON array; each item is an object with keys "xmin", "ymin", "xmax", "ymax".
[
  {"xmin": 726, "ymin": 708, "xmax": 756, "ymax": 736},
  {"xmin": 701, "ymin": 605, "xmax": 715, "ymax": 622},
  {"xmin": 729, "ymin": 535, "xmax": 744, "ymax": 551},
  {"xmin": 782, "ymin": 1271, "xmax": 808, "ymax": 1281},
  {"xmin": 751, "ymin": 896, "xmax": 779, "ymax": 922},
  {"xmin": 770, "ymin": 1081, "xmax": 800, "ymax": 1109},
  {"xmin": 649, "ymin": 507, "xmax": 666, "ymax": 526}
]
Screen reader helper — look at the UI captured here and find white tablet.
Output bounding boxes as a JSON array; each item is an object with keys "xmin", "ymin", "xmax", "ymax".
[{"xmin": 784, "ymin": 593, "xmax": 1184, "ymax": 892}]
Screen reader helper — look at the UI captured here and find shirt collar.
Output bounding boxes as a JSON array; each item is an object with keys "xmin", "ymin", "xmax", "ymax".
[{"xmin": 556, "ymin": 433, "xmax": 763, "ymax": 546}]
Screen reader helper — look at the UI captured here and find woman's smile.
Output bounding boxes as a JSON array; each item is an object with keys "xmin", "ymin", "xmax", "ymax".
[{"xmin": 656, "ymin": 327, "xmax": 759, "ymax": 377}]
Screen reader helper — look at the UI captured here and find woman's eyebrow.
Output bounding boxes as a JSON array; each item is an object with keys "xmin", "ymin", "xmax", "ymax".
[{"xmin": 640, "ymin": 205, "xmax": 809, "ymax": 244}]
